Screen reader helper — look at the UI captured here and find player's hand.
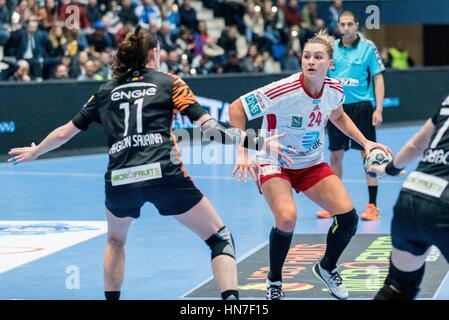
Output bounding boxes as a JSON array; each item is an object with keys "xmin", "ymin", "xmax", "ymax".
[
  {"xmin": 232, "ymin": 147, "xmax": 258, "ymax": 183},
  {"xmin": 367, "ymin": 163, "xmax": 407, "ymax": 177},
  {"xmin": 372, "ymin": 109, "xmax": 383, "ymax": 127},
  {"xmin": 363, "ymin": 140, "xmax": 393, "ymax": 159},
  {"xmin": 8, "ymin": 143, "xmax": 38, "ymax": 164},
  {"xmin": 262, "ymin": 133, "xmax": 295, "ymax": 167}
]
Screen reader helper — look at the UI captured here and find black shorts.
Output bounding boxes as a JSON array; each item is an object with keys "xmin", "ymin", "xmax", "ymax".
[
  {"xmin": 327, "ymin": 101, "xmax": 376, "ymax": 151},
  {"xmin": 391, "ymin": 190, "xmax": 449, "ymax": 262},
  {"xmin": 105, "ymin": 176, "xmax": 204, "ymax": 218}
]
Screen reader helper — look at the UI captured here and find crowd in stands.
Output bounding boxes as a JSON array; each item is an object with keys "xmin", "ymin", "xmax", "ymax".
[{"xmin": 0, "ymin": 0, "xmax": 410, "ymax": 82}]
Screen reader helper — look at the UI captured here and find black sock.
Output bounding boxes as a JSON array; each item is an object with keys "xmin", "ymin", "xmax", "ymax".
[
  {"xmin": 268, "ymin": 227, "xmax": 293, "ymax": 282},
  {"xmin": 320, "ymin": 210, "xmax": 358, "ymax": 272},
  {"xmin": 368, "ymin": 185, "xmax": 378, "ymax": 205},
  {"xmin": 105, "ymin": 291, "xmax": 120, "ymax": 300},
  {"xmin": 221, "ymin": 290, "xmax": 239, "ymax": 300}
]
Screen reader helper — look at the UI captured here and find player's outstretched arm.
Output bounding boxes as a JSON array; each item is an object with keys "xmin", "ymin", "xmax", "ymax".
[
  {"xmin": 330, "ymin": 105, "xmax": 392, "ymax": 158},
  {"xmin": 368, "ymin": 118, "xmax": 435, "ymax": 177},
  {"xmin": 8, "ymin": 121, "xmax": 81, "ymax": 164}
]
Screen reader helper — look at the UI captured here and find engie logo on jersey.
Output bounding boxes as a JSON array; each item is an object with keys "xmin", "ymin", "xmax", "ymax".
[
  {"xmin": 111, "ymin": 83, "xmax": 158, "ymax": 101},
  {"xmin": 244, "ymin": 93, "xmax": 265, "ymax": 118}
]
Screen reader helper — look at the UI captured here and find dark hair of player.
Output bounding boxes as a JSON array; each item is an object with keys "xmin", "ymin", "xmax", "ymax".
[{"xmin": 112, "ymin": 25, "xmax": 159, "ymax": 80}]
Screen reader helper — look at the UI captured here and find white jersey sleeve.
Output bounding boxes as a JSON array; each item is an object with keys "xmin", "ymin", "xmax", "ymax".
[
  {"xmin": 239, "ymin": 75, "xmax": 301, "ymax": 120},
  {"xmin": 325, "ymin": 77, "xmax": 345, "ymax": 110},
  {"xmin": 240, "ymin": 88, "xmax": 276, "ymax": 121}
]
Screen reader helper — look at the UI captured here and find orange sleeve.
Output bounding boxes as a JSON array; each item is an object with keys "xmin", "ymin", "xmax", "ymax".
[{"xmin": 168, "ymin": 73, "xmax": 198, "ymax": 113}]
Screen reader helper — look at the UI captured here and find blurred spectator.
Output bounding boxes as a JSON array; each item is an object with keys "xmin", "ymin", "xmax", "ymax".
[
  {"xmin": 192, "ymin": 53, "xmax": 215, "ymax": 75},
  {"xmin": 60, "ymin": 53, "xmax": 78, "ymax": 78},
  {"xmin": 44, "ymin": 22, "xmax": 68, "ymax": 78},
  {"xmin": 159, "ymin": 48, "xmax": 168, "ymax": 72},
  {"xmin": 66, "ymin": 27, "xmax": 89, "ymax": 55},
  {"xmin": 87, "ymin": 20, "xmax": 114, "ymax": 57},
  {"xmin": 10, "ymin": 11, "xmax": 22, "ymax": 32},
  {"xmin": 0, "ymin": 0, "xmax": 10, "ymax": 46},
  {"xmin": 158, "ymin": 20, "xmax": 175, "ymax": 52},
  {"xmin": 136, "ymin": 0, "xmax": 161, "ymax": 29},
  {"xmin": 118, "ymin": 0, "xmax": 138, "ymax": 26},
  {"xmin": 7, "ymin": 18, "xmax": 47, "ymax": 79},
  {"xmin": 115, "ymin": 21, "xmax": 132, "ymax": 46},
  {"xmin": 179, "ymin": 0, "xmax": 197, "ymax": 31},
  {"xmin": 166, "ymin": 49, "xmax": 180, "ymax": 73},
  {"xmin": 262, "ymin": 0, "xmax": 287, "ymax": 61},
  {"xmin": 86, "ymin": 0, "xmax": 101, "ymax": 25},
  {"xmin": 283, "ymin": 0, "xmax": 301, "ymax": 27},
  {"xmin": 388, "ymin": 42, "xmax": 415, "ymax": 69},
  {"xmin": 222, "ymin": 50, "xmax": 242, "ymax": 73},
  {"xmin": 281, "ymin": 47, "xmax": 301, "ymax": 71},
  {"xmin": 202, "ymin": 41, "xmax": 224, "ymax": 64},
  {"xmin": 37, "ymin": 0, "xmax": 59, "ymax": 30},
  {"xmin": 8, "ymin": 59, "xmax": 31, "ymax": 81},
  {"xmin": 104, "ymin": 1, "xmax": 122, "ymax": 34},
  {"xmin": 53, "ymin": 63, "xmax": 69, "ymax": 79},
  {"xmin": 178, "ymin": 53, "xmax": 191, "ymax": 76},
  {"xmin": 77, "ymin": 58, "xmax": 102, "ymax": 80},
  {"xmin": 27, "ymin": 0, "xmax": 39, "ymax": 17},
  {"xmin": 193, "ymin": 20, "xmax": 208, "ymax": 57},
  {"xmin": 380, "ymin": 47, "xmax": 391, "ymax": 68},
  {"xmin": 241, "ymin": 43, "xmax": 263, "ymax": 72},
  {"xmin": 73, "ymin": 49, "xmax": 89, "ymax": 78},
  {"xmin": 301, "ymin": 1, "xmax": 322, "ymax": 32},
  {"xmin": 218, "ymin": 25, "xmax": 238, "ymax": 56},
  {"xmin": 221, "ymin": 0, "xmax": 245, "ymax": 34},
  {"xmin": 160, "ymin": 0, "xmax": 180, "ymax": 37},
  {"xmin": 98, "ymin": 49, "xmax": 112, "ymax": 79},
  {"xmin": 325, "ymin": 0, "xmax": 344, "ymax": 36},
  {"xmin": 15, "ymin": 0, "xmax": 33, "ymax": 22},
  {"xmin": 46, "ymin": 22, "xmax": 67, "ymax": 57},
  {"xmin": 59, "ymin": 0, "xmax": 90, "ymax": 29},
  {"xmin": 175, "ymin": 26, "xmax": 194, "ymax": 58},
  {"xmin": 262, "ymin": 50, "xmax": 278, "ymax": 73},
  {"xmin": 262, "ymin": 0, "xmax": 284, "ymax": 30},
  {"xmin": 243, "ymin": 0, "xmax": 264, "ymax": 42}
]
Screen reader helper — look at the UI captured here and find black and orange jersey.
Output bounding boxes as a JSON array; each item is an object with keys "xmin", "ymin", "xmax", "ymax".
[{"xmin": 72, "ymin": 68, "xmax": 206, "ymax": 188}]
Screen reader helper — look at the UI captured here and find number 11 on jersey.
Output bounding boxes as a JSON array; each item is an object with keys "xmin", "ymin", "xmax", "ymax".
[{"xmin": 119, "ymin": 98, "xmax": 144, "ymax": 136}]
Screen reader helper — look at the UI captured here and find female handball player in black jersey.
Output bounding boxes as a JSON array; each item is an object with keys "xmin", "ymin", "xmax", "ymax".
[{"xmin": 8, "ymin": 25, "xmax": 291, "ymax": 300}]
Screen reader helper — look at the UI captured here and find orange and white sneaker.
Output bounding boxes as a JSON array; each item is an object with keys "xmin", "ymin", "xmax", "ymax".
[
  {"xmin": 360, "ymin": 203, "xmax": 380, "ymax": 221},
  {"xmin": 316, "ymin": 209, "xmax": 332, "ymax": 219}
]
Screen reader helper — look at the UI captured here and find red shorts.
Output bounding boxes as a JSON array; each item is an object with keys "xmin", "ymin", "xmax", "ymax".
[{"xmin": 257, "ymin": 162, "xmax": 335, "ymax": 193}]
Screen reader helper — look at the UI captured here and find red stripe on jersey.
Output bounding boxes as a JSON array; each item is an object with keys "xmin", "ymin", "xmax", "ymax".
[
  {"xmin": 329, "ymin": 85, "xmax": 344, "ymax": 94},
  {"xmin": 265, "ymin": 79, "xmax": 301, "ymax": 96},
  {"xmin": 267, "ymin": 114, "xmax": 277, "ymax": 131},
  {"xmin": 269, "ymin": 85, "xmax": 302, "ymax": 100}
]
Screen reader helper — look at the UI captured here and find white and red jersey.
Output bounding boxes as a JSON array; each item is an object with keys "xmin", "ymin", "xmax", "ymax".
[{"xmin": 240, "ymin": 72, "xmax": 345, "ymax": 169}]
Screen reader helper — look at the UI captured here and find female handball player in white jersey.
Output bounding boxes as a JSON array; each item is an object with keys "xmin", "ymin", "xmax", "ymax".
[{"xmin": 229, "ymin": 31, "xmax": 392, "ymax": 300}]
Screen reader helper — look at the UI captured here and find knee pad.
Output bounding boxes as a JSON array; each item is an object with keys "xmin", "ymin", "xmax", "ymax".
[
  {"xmin": 205, "ymin": 226, "xmax": 235, "ymax": 260},
  {"xmin": 382, "ymin": 259, "xmax": 424, "ymax": 299},
  {"xmin": 332, "ymin": 208, "xmax": 358, "ymax": 238}
]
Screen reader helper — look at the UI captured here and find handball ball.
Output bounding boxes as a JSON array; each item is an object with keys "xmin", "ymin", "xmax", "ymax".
[{"xmin": 364, "ymin": 148, "xmax": 393, "ymax": 179}]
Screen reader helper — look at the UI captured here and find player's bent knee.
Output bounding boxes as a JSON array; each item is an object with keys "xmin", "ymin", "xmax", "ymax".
[
  {"xmin": 334, "ymin": 208, "xmax": 358, "ymax": 237},
  {"xmin": 107, "ymin": 237, "xmax": 126, "ymax": 248},
  {"xmin": 374, "ymin": 263, "xmax": 424, "ymax": 300},
  {"xmin": 205, "ymin": 226, "xmax": 235, "ymax": 260},
  {"xmin": 276, "ymin": 216, "xmax": 296, "ymax": 233}
]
